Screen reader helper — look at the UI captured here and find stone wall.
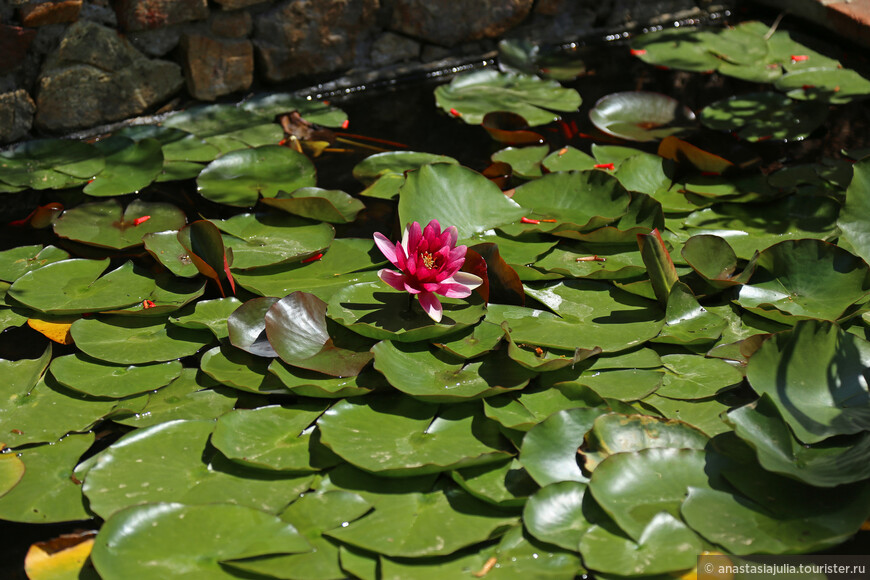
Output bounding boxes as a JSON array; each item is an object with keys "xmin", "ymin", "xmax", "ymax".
[{"xmin": 0, "ymin": 0, "xmax": 722, "ymax": 143}]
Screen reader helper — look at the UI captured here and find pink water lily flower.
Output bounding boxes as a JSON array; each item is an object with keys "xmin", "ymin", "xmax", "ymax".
[{"xmin": 373, "ymin": 220, "xmax": 483, "ymax": 322}]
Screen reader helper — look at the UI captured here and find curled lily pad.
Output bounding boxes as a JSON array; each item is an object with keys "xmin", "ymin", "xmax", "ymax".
[
  {"xmin": 143, "ymin": 231, "xmax": 200, "ymax": 278},
  {"xmin": 53, "ymin": 199, "xmax": 186, "ymax": 250},
  {"xmin": 735, "ymin": 239, "xmax": 870, "ymax": 324},
  {"xmin": 177, "ymin": 220, "xmax": 235, "ymax": 297},
  {"xmin": 481, "ymin": 111, "xmax": 546, "ymax": 145},
  {"xmin": 83, "ymin": 137, "xmax": 163, "ymax": 197},
  {"xmin": 699, "ymin": 92, "xmax": 828, "ymax": 142},
  {"xmin": 261, "ymin": 187, "xmax": 365, "ymax": 223},
  {"xmin": 196, "ymin": 146, "xmax": 316, "ymax": 207},
  {"xmin": 589, "ymin": 91, "xmax": 696, "ymax": 142},
  {"xmin": 0, "ymin": 139, "xmax": 104, "ymax": 190},
  {"xmin": 434, "ymin": 69, "xmax": 581, "ymax": 126},
  {"xmin": 227, "ymin": 296, "xmax": 279, "ymax": 357}
]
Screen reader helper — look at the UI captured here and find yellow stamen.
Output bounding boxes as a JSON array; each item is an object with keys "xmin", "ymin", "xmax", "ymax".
[{"xmin": 421, "ymin": 251, "xmax": 437, "ymax": 269}]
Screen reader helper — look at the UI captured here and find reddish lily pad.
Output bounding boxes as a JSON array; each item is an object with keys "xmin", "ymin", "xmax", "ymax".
[
  {"xmin": 53, "ymin": 199, "xmax": 186, "ymax": 250},
  {"xmin": 589, "ymin": 91, "xmax": 696, "ymax": 142},
  {"xmin": 177, "ymin": 221, "xmax": 235, "ymax": 297}
]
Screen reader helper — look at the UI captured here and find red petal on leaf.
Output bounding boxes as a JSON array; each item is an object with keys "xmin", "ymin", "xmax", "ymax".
[
  {"xmin": 341, "ymin": 119, "xmax": 349, "ymax": 129},
  {"xmin": 143, "ymin": 300, "xmax": 156, "ymax": 309},
  {"xmin": 450, "ymin": 108, "xmax": 461, "ymax": 117},
  {"xmin": 132, "ymin": 216, "xmax": 151, "ymax": 226},
  {"xmin": 630, "ymin": 48, "xmax": 647, "ymax": 56},
  {"xmin": 594, "ymin": 163, "xmax": 615, "ymax": 170},
  {"xmin": 520, "ymin": 217, "xmax": 540, "ymax": 224},
  {"xmin": 790, "ymin": 55, "xmax": 809, "ymax": 62},
  {"xmin": 302, "ymin": 253, "xmax": 324, "ymax": 263}
]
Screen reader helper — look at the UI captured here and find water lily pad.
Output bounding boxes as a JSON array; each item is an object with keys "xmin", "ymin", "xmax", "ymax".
[
  {"xmin": 630, "ymin": 27, "xmax": 721, "ymax": 72},
  {"xmin": 242, "ymin": 93, "xmax": 348, "ymax": 127},
  {"xmin": 49, "ymin": 353, "xmax": 182, "ymax": 398},
  {"xmin": 680, "ymin": 234, "xmax": 756, "ymax": 288},
  {"xmin": 451, "ymin": 458, "xmax": 536, "ymax": 508},
  {"xmin": 9, "ymin": 259, "xmax": 155, "ymax": 315},
  {"xmin": 353, "ymin": 151, "xmax": 458, "ymax": 198},
  {"xmin": 0, "ymin": 245, "xmax": 70, "ymax": 283},
  {"xmin": 177, "ymin": 220, "xmax": 236, "ymax": 296},
  {"xmin": 372, "ymin": 341, "xmax": 533, "ymax": 402},
  {"xmin": 656, "ymin": 353, "xmax": 743, "ymax": 400},
  {"xmin": 523, "ymin": 481, "xmax": 592, "ymax": 550},
  {"xmin": 735, "ymin": 239, "xmax": 870, "ymax": 324},
  {"xmin": 432, "ymin": 319, "xmax": 504, "ymax": 359},
  {"xmin": 491, "ymin": 145, "xmax": 549, "ymax": 178},
  {"xmin": 746, "ymin": 320, "xmax": 870, "ymax": 444},
  {"xmin": 261, "ymin": 187, "xmax": 365, "ymax": 223},
  {"xmin": 211, "ymin": 403, "xmax": 334, "ymax": 472},
  {"xmin": 227, "ymin": 296, "xmax": 280, "ymax": 357},
  {"xmin": 838, "ymin": 157, "xmax": 870, "ymax": 266},
  {"xmin": 519, "ymin": 407, "xmax": 609, "ymax": 487},
  {"xmin": 215, "ymin": 212, "xmax": 334, "ymax": 270},
  {"xmin": 653, "ymin": 282, "xmax": 728, "ymax": 345},
  {"xmin": 91, "ymin": 502, "xmax": 311, "ymax": 580},
  {"xmin": 327, "ymin": 281, "xmax": 486, "ymax": 342},
  {"xmin": 775, "ymin": 68, "xmax": 870, "ymax": 104},
  {"xmin": 83, "ymin": 137, "xmax": 163, "ymax": 197},
  {"xmin": 398, "ymin": 163, "xmax": 525, "ymax": 239},
  {"xmin": 200, "ymin": 344, "xmax": 288, "ymax": 394},
  {"xmin": 317, "ymin": 395, "xmax": 511, "ymax": 476},
  {"xmin": 700, "ymin": 92, "xmax": 828, "ymax": 142},
  {"xmin": 53, "ymin": 199, "xmax": 186, "ymax": 250},
  {"xmin": 162, "ymin": 103, "xmax": 283, "ymax": 152},
  {"xmin": 534, "ymin": 241, "xmax": 646, "ymax": 280},
  {"xmin": 590, "ymin": 91, "xmax": 696, "ymax": 142},
  {"xmin": 143, "ymin": 231, "xmax": 200, "ymax": 278},
  {"xmin": 116, "ymin": 124, "xmax": 221, "ymax": 162},
  {"xmin": 82, "ymin": 419, "xmax": 314, "ymax": 518},
  {"xmin": 0, "ymin": 451, "xmax": 24, "ymax": 499},
  {"xmin": 727, "ymin": 395, "xmax": 870, "ymax": 487},
  {"xmin": 70, "ymin": 315, "xmax": 213, "ymax": 364},
  {"xmin": 542, "ymin": 146, "xmax": 596, "ymax": 172},
  {"xmin": 0, "ymin": 432, "xmax": 93, "ymax": 523},
  {"xmin": 0, "ymin": 139, "xmax": 104, "ymax": 190},
  {"xmin": 269, "ymin": 362, "xmax": 382, "ymax": 398},
  {"xmin": 196, "ymin": 146, "xmax": 317, "ymax": 207},
  {"xmin": 434, "ymin": 69, "xmax": 581, "ymax": 126},
  {"xmin": 640, "ymin": 393, "xmax": 733, "ymax": 437},
  {"xmin": 169, "ymin": 297, "xmax": 242, "ymax": 340}
]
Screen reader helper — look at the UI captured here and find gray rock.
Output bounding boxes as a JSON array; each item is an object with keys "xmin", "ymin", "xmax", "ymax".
[
  {"xmin": 389, "ymin": 0, "xmax": 533, "ymax": 47},
  {"xmin": 370, "ymin": 31, "xmax": 419, "ymax": 67},
  {"xmin": 34, "ymin": 20, "xmax": 182, "ymax": 132},
  {"xmin": 125, "ymin": 24, "xmax": 184, "ymax": 56},
  {"xmin": 181, "ymin": 33, "xmax": 253, "ymax": 100},
  {"xmin": 253, "ymin": 0, "xmax": 380, "ymax": 82},
  {"xmin": 0, "ymin": 89, "xmax": 36, "ymax": 143}
]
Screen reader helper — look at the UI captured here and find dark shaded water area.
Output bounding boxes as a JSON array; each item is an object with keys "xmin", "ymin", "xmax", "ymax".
[{"xmin": 2, "ymin": 3, "xmax": 870, "ymax": 577}]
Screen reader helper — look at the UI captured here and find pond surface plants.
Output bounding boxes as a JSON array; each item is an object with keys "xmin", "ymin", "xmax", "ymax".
[{"xmin": 2, "ymin": 13, "xmax": 870, "ymax": 580}]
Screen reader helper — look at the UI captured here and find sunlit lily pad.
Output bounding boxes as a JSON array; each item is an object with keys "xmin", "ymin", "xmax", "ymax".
[
  {"xmin": 353, "ymin": 151, "xmax": 458, "ymax": 199},
  {"xmin": 775, "ymin": 67, "xmax": 870, "ymax": 104},
  {"xmin": 656, "ymin": 353, "xmax": 743, "ymax": 400},
  {"xmin": 451, "ymin": 458, "xmax": 536, "ymax": 508},
  {"xmin": 269, "ymin": 362, "xmax": 382, "ymax": 398},
  {"xmin": 746, "ymin": 320, "xmax": 870, "ymax": 444},
  {"xmin": 640, "ymin": 393, "xmax": 733, "ymax": 437},
  {"xmin": 200, "ymin": 344, "xmax": 287, "ymax": 394},
  {"xmin": 196, "ymin": 146, "xmax": 317, "ymax": 207},
  {"xmin": 143, "ymin": 231, "xmax": 200, "ymax": 278},
  {"xmin": 49, "ymin": 353, "xmax": 182, "ymax": 398},
  {"xmin": 0, "ymin": 245, "xmax": 69, "ymax": 283},
  {"xmin": 261, "ymin": 187, "xmax": 365, "ymax": 223},
  {"xmin": 434, "ymin": 69, "xmax": 581, "ymax": 126},
  {"xmin": 0, "ymin": 139, "xmax": 104, "ymax": 190},
  {"xmin": 169, "ymin": 297, "xmax": 242, "ymax": 340},
  {"xmin": 542, "ymin": 146, "xmax": 596, "ymax": 172},
  {"xmin": 653, "ymin": 283, "xmax": 728, "ymax": 345},
  {"xmin": 214, "ymin": 212, "xmax": 334, "ymax": 270},
  {"xmin": 699, "ymin": 92, "xmax": 828, "ymax": 142},
  {"xmin": 523, "ymin": 481, "xmax": 592, "ymax": 550},
  {"xmin": 735, "ymin": 239, "xmax": 870, "ymax": 324},
  {"xmin": 53, "ymin": 199, "xmax": 186, "ymax": 250},
  {"xmin": 317, "ymin": 396, "xmax": 511, "ymax": 476},
  {"xmin": 83, "ymin": 137, "xmax": 163, "ymax": 197},
  {"xmin": 534, "ymin": 241, "xmax": 645, "ymax": 280},
  {"xmin": 838, "ymin": 157, "xmax": 870, "ymax": 266},
  {"xmin": 491, "ymin": 145, "xmax": 549, "ymax": 178},
  {"xmin": 629, "ymin": 27, "xmax": 721, "ymax": 72},
  {"xmin": 82, "ymin": 420, "xmax": 314, "ymax": 518},
  {"xmin": 70, "ymin": 315, "xmax": 214, "ymax": 364},
  {"xmin": 91, "ymin": 502, "xmax": 311, "ymax": 580},
  {"xmin": 589, "ymin": 91, "xmax": 696, "ymax": 142}
]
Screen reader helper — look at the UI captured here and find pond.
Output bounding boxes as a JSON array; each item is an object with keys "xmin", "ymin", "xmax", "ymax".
[{"xmin": 1, "ymin": 7, "xmax": 870, "ymax": 579}]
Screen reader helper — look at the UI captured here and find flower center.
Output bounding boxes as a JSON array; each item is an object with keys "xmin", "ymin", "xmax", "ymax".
[{"xmin": 420, "ymin": 251, "xmax": 439, "ymax": 269}]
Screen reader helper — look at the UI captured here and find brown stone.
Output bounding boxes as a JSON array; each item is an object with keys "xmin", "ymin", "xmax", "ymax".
[
  {"xmin": 0, "ymin": 89, "xmax": 36, "ymax": 143},
  {"xmin": 35, "ymin": 21, "xmax": 183, "ymax": 131},
  {"xmin": 114, "ymin": 0, "xmax": 209, "ymax": 32},
  {"xmin": 181, "ymin": 34, "xmax": 253, "ymax": 100},
  {"xmin": 253, "ymin": 0, "xmax": 379, "ymax": 82},
  {"xmin": 389, "ymin": 0, "xmax": 533, "ymax": 47},
  {"xmin": 827, "ymin": 0, "xmax": 870, "ymax": 49},
  {"xmin": 213, "ymin": 0, "xmax": 273, "ymax": 9},
  {"xmin": 210, "ymin": 10, "xmax": 252, "ymax": 38},
  {"xmin": 19, "ymin": 1, "xmax": 82, "ymax": 27},
  {"xmin": 0, "ymin": 25, "xmax": 37, "ymax": 75},
  {"xmin": 370, "ymin": 31, "xmax": 420, "ymax": 67}
]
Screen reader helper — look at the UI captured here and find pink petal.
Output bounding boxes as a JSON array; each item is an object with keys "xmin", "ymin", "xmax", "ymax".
[
  {"xmin": 443, "ymin": 225, "xmax": 458, "ymax": 249},
  {"xmin": 418, "ymin": 291, "xmax": 443, "ymax": 322},
  {"xmin": 395, "ymin": 241, "xmax": 408, "ymax": 271},
  {"xmin": 438, "ymin": 284, "xmax": 474, "ymax": 299},
  {"xmin": 403, "ymin": 281, "xmax": 422, "ymax": 294},
  {"xmin": 406, "ymin": 221, "xmax": 423, "ymax": 253},
  {"xmin": 373, "ymin": 233, "xmax": 400, "ymax": 267},
  {"xmin": 452, "ymin": 271, "xmax": 484, "ymax": 288},
  {"xmin": 378, "ymin": 269, "xmax": 406, "ymax": 291}
]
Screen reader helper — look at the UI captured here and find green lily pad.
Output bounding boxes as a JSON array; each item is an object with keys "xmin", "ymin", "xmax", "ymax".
[
  {"xmin": 579, "ymin": 513, "xmax": 701, "ymax": 576},
  {"xmin": 82, "ymin": 419, "xmax": 314, "ymax": 518},
  {"xmin": 215, "ymin": 213, "xmax": 334, "ymax": 270},
  {"xmin": 534, "ymin": 241, "xmax": 645, "ymax": 280},
  {"xmin": 735, "ymin": 239, "xmax": 870, "ymax": 324},
  {"xmin": 398, "ymin": 163, "xmax": 525, "ymax": 239},
  {"xmin": 656, "ymin": 353, "xmax": 743, "ymax": 400},
  {"xmin": 629, "ymin": 27, "xmax": 721, "ymax": 72},
  {"xmin": 83, "ymin": 137, "xmax": 163, "ymax": 197},
  {"xmin": 269, "ymin": 361, "xmax": 383, "ymax": 398},
  {"xmin": 680, "ymin": 234, "xmax": 756, "ymax": 288},
  {"xmin": 519, "ymin": 407, "xmax": 609, "ymax": 487},
  {"xmin": 652, "ymin": 283, "xmax": 728, "ymax": 345},
  {"xmin": 102, "ymin": 273, "xmax": 205, "ymax": 317},
  {"xmin": 112, "ymin": 368, "xmax": 237, "ymax": 428},
  {"xmin": 491, "ymin": 145, "xmax": 549, "ymax": 179},
  {"xmin": 211, "ymin": 403, "xmax": 335, "ymax": 472},
  {"xmin": 156, "ymin": 160, "xmax": 206, "ymax": 181},
  {"xmin": 746, "ymin": 320, "xmax": 870, "ymax": 443},
  {"xmin": 581, "ymin": 413, "xmax": 709, "ymax": 472},
  {"xmin": 699, "ymin": 21, "xmax": 770, "ymax": 66},
  {"xmin": 775, "ymin": 68, "xmax": 870, "ymax": 104},
  {"xmin": 589, "ymin": 91, "xmax": 696, "ymax": 142},
  {"xmin": 162, "ymin": 103, "xmax": 284, "ymax": 152},
  {"xmin": 196, "ymin": 146, "xmax": 317, "ymax": 207},
  {"xmin": 838, "ymin": 157, "xmax": 870, "ymax": 266},
  {"xmin": 0, "ymin": 139, "xmax": 104, "ymax": 190},
  {"xmin": 700, "ymin": 92, "xmax": 828, "ymax": 142},
  {"xmin": 143, "ymin": 231, "xmax": 201, "ymax": 278},
  {"xmin": 0, "ymin": 245, "xmax": 70, "ymax": 283},
  {"xmin": 199, "ymin": 344, "xmax": 288, "ymax": 394},
  {"xmin": 432, "ymin": 320, "xmax": 504, "ymax": 359},
  {"xmin": 354, "ymin": 151, "xmax": 459, "ymax": 200},
  {"xmin": 542, "ymin": 146, "xmax": 596, "ymax": 172},
  {"xmin": 327, "ymin": 281, "xmax": 486, "ymax": 342},
  {"xmin": 169, "ymin": 297, "xmax": 242, "ymax": 340},
  {"xmin": 523, "ymin": 481, "xmax": 593, "ymax": 550},
  {"xmin": 727, "ymin": 395, "xmax": 870, "ymax": 487},
  {"xmin": 242, "ymin": 93, "xmax": 348, "ymax": 127},
  {"xmin": 434, "ymin": 69, "xmax": 581, "ymax": 126},
  {"xmin": 317, "ymin": 395, "xmax": 511, "ymax": 476},
  {"xmin": 640, "ymin": 393, "xmax": 734, "ymax": 437},
  {"xmin": 484, "ymin": 382, "xmax": 609, "ymax": 431},
  {"xmin": 91, "ymin": 502, "xmax": 311, "ymax": 580},
  {"xmin": 509, "ymin": 171, "xmax": 632, "ymax": 233},
  {"xmin": 49, "ymin": 353, "xmax": 182, "ymax": 398},
  {"xmin": 8, "ymin": 259, "xmax": 155, "ymax": 315},
  {"xmin": 372, "ymin": 341, "xmax": 533, "ymax": 402},
  {"xmin": 567, "ymin": 369, "xmax": 664, "ymax": 402},
  {"xmin": 70, "ymin": 315, "xmax": 214, "ymax": 364},
  {"xmin": 451, "ymin": 458, "xmax": 536, "ymax": 508},
  {"xmin": 261, "ymin": 187, "xmax": 365, "ymax": 223},
  {"xmin": 53, "ymin": 199, "xmax": 186, "ymax": 250},
  {"xmin": 0, "ymin": 432, "xmax": 93, "ymax": 523},
  {"xmin": 116, "ymin": 124, "xmax": 221, "ymax": 162}
]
